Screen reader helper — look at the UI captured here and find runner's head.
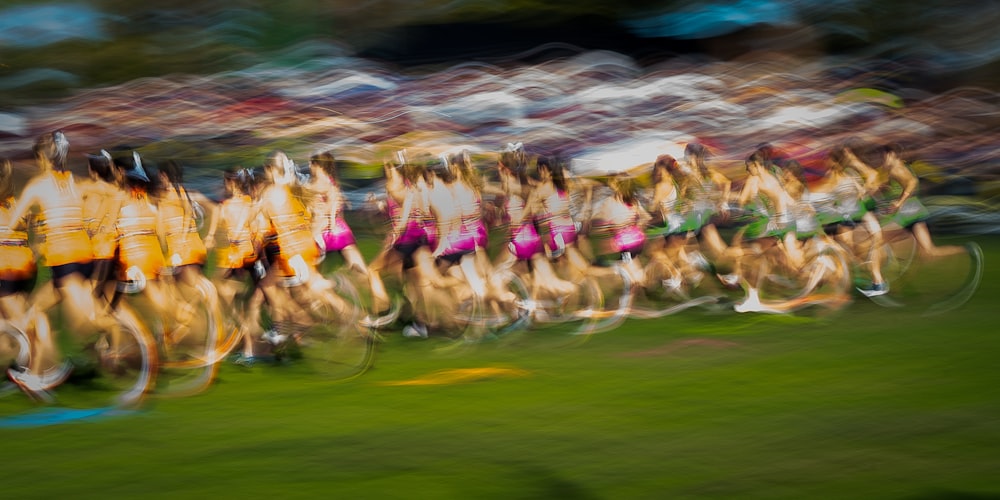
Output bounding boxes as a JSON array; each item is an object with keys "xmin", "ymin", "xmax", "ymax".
[
  {"xmin": 159, "ymin": 159, "xmax": 185, "ymax": 193},
  {"xmin": 828, "ymin": 145, "xmax": 850, "ymax": 172},
  {"xmin": 535, "ymin": 155, "xmax": 567, "ymax": 192},
  {"xmin": 118, "ymin": 151, "xmax": 158, "ymax": 193},
  {"xmin": 498, "ymin": 146, "xmax": 529, "ymax": 189},
  {"xmin": 310, "ymin": 151, "xmax": 337, "ymax": 183},
  {"xmin": 400, "ymin": 159, "xmax": 424, "ymax": 185},
  {"xmin": 223, "ymin": 167, "xmax": 253, "ymax": 197},
  {"xmin": 652, "ymin": 154, "xmax": 678, "ymax": 184},
  {"xmin": 0, "ymin": 158, "xmax": 13, "ymax": 199},
  {"xmin": 450, "ymin": 150, "xmax": 482, "ymax": 192},
  {"xmin": 755, "ymin": 142, "xmax": 782, "ymax": 170},
  {"xmin": 877, "ymin": 142, "xmax": 904, "ymax": 168},
  {"xmin": 33, "ymin": 130, "xmax": 70, "ymax": 172},
  {"xmin": 684, "ymin": 142, "xmax": 709, "ymax": 175},
  {"xmin": 427, "ymin": 154, "xmax": 454, "ymax": 184},
  {"xmin": 265, "ymin": 150, "xmax": 296, "ymax": 186},
  {"xmin": 745, "ymin": 150, "xmax": 766, "ymax": 175},
  {"xmin": 610, "ymin": 173, "xmax": 639, "ymax": 206},
  {"xmin": 498, "ymin": 142, "xmax": 525, "ymax": 173},
  {"xmin": 86, "ymin": 150, "xmax": 117, "ymax": 183}
]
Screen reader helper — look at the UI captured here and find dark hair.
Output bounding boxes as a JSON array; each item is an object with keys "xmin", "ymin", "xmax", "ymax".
[
  {"xmin": 422, "ymin": 154, "xmax": 454, "ymax": 184},
  {"xmin": 33, "ymin": 130, "xmax": 70, "ymax": 170},
  {"xmin": 0, "ymin": 158, "xmax": 13, "ymax": 199},
  {"xmin": 612, "ymin": 174, "xmax": 638, "ymax": 206},
  {"xmin": 746, "ymin": 150, "xmax": 766, "ymax": 171},
  {"xmin": 159, "ymin": 159, "xmax": 186, "ymax": 200},
  {"xmin": 451, "ymin": 150, "xmax": 483, "ymax": 193},
  {"xmin": 499, "ymin": 149, "xmax": 524, "ymax": 171},
  {"xmin": 223, "ymin": 167, "xmax": 254, "ymax": 197},
  {"xmin": 87, "ymin": 151, "xmax": 116, "ymax": 183},
  {"xmin": 310, "ymin": 151, "xmax": 338, "ymax": 182},
  {"xmin": 400, "ymin": 160, "xmax": 425, "ymax": 185},
  {"xmin": 878, "ymin": 142, "xmax": 904, "ymax": 166},
  {"xmin": 160, "ymin": 159, "xmax": 184, "ymax": 184},
  {"xmin": 116, "ymin": 151, "xmax": 159, "ymax": 193},
  {"xmin": 652, "ymin": 154, "xmax": 677, "ymax": 184},
  {"xmin": 828, "ymin": 145, "xmax": 847, "ymax": 166},
  {"xmin": 754, "ymin": 142, "xmax": 793, "ymax": 172},
  {"xmin": 536, "ymin": 156, "xmax": 567, "ymax": 192},
  {"xmin": 684, "ymin": 142, "xmax": 708, "ymax": 174}
]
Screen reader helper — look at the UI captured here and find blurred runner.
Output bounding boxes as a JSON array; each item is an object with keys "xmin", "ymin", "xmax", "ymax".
[{"xmin": 304, "ymin": 151, "xmax": 392, "ymax": 322}]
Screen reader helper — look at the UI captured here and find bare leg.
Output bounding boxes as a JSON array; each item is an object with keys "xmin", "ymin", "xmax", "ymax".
[
  {"xmin": 530, "ymin": 254, "xmax": 577, "ymax": 298},
  {"xmin": 459, "ymin": 253, "xmax": 486, "ymax": 297},
  {"xmin": 912, "ymin": 222, "xmax": 964, "ymax": 258},
  {"xmin": 343, "ymin": 245, "xmax": 390, "ymax": 312},
  {"xmin": 860, "ymin": 213, "xmax": 885, "ymax": 284}
]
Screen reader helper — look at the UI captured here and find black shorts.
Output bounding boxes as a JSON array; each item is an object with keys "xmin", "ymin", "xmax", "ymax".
[
  {"xmin": 437, "ymin": 249, "xmax": 474, "ymax": 266},
  {"xmin": 0, "ymin": 277, "xmax": 36, "ymax": 297},
  {"xmin": 221, "ymin": 261, "xmax": 264, "ymax": 285},
  {"xmin": 170, "ymin": 263, "xmax": 204, "ymax": 275},
  {"xmin": 264, "ymin": 241, "xmax": 280, "ymax": 266},
  {"xmin": 393, "ymin": 242, "xmax": 422, "ymax": 270},
  {"xmin": 50, "ymin": 262, "xmax": 94, "ymax": 288},
  {"xmin": 90, "ymin": 258, "xmax": 117, "ymax": 282}
]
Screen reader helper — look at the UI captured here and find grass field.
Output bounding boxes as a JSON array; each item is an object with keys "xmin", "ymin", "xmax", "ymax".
[{"xmin": 3, "ymin": 233, "xmax": 999, "ymax": 499}]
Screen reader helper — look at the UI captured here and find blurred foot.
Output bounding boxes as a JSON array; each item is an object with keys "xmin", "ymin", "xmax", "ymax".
[
  {"xmin": 402, "ymin": 323, "xmax": 428, "ymax": 339},
  {"xmin": 857, "ymin": 281, "xmax": 889, "ymax": 298}
]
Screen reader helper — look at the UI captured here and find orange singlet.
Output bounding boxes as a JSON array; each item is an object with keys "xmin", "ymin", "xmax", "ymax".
[
  {"xmin": 36, "ymin": 171, "xmax": 93, "ymax": 267},
  {"xmin": 0, "ymin": 197, "xmax": 35, "ymax": 280},
  {"xmin": 83, "ymin": 183, "xmax": 121, "ymax": 261},
  {"xmin": 160, "ymin": 186, "xmax": 207, "ymax": 267},
  {"xmin": 216, "ymin": 194, "xmax": 259, "ymax": 270},
  {"xmin": 116, "ymin": 188, "xmax": 164, "ymax": 280},
  {"xmin": 262, "ymin": 185, "xmax": 319, "ymax": 277}
]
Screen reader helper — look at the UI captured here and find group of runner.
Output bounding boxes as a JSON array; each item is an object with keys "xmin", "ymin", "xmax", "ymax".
[{"xmin": 0, "ymin": 130, "xmax": 967, "ymax": 395}]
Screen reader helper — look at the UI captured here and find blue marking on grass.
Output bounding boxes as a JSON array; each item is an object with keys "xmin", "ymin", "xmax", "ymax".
[{"xmin": 0, "ymin": 406, "xmax": 138, "ymax": 428}]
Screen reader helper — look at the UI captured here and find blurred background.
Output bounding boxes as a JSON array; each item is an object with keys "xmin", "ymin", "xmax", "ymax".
[{"xmin": 1, "ymin": 0, "xmax": 998, "ymax": 229}]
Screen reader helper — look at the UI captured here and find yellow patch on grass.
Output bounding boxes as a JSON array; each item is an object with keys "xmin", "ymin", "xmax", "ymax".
[{"xmin": 381, "ymin": 367, "xmax": 531, "ymax": 386}]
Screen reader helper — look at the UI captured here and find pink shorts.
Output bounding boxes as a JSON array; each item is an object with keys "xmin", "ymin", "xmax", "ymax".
[
  {"xmin": 474, "ymin": 220, "xmax": 488, "ymax": 249},
  {"xmin": 509, "ymin": 223, "xmax": 541, "ymax": 261},
  {"xmin": 546, "ymin": 223, "xmax": 577, "ymax": 255},
  {"xmin": 397, "ymin": 220, "xmax": 426, "ymax": 246},
  {"xmin": 423, "ymin": 220, "xmax": 438, "ymax": 250},
  {"xmin": 321, "ymin": 218, "xmax": 356, "ymax": 252},
  {"xmin": 442, "ymin": 232, "xmax": 476, "ymax": 256},
  {"xmin": 612, "ymin": 226, "xmax": 646, "ymax": 254}
]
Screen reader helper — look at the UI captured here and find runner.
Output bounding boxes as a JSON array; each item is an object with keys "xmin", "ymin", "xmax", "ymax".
[
  {"xmin": 0, "ymin": 158, "xmax": 56, "ymax": 388},
  {"xmin": 868, "ymin": 142, "xmax": 965, "ymax": 258},
  {"xmin": 807, "ymin": 145, "xmax": 888, "ymax": 295},
  {"xmin": 0, "ymin": 159, "xmax": 37, "ymax": 322},
  {"xmin": 203, "ymin": 167, "xmax": 267, "ymax": 362},
  {"xmin": 426, "ymin": 152, "xmax": 491, "ymax": 333},
  {"xmin": 80, "ymin": 150, "xmax": 124, "ymax": 304},
  {"xmin": 157, "ymin": 159, "xmax": 209, "ymax": 289},
  {"xmin": 492, "ymin": 148, "xmax": 575, "ymax": 314},
  {"xmin": 4, "ymin": 132, "xmax": 104, "ymax": 393},
  {"xmin": 256, "ymin": 150, "xmax": 352, "ymax": 336},
  {"xmin": 304, "ymin": 151, "xmax": 392, "ymax": 321},
  {"xmin": 372, "ymin": 155, "xmax": 439, "ymax": 338},
  {"xmin": 646, "ymin": 154, "xmax": 704, "ymax": 290},
  {"xmin": 113, "ymin": 152, "xmax": 168, "ymax": 310},
  {"xmin": 6, "ymin": 133, "xmax": 98, "ymax": 380},
  {"xmin": 731, "ymin": 149, "xmax": 807, "ymax": 312},
  {"xmin": 589, "ymin": 174, "xmax": 652, "ymax": 288},
  {"xmin": 527, "ymin": 156, "xmax": 592, "ymax": 283}
]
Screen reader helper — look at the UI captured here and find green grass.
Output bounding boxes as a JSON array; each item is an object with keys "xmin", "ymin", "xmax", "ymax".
[{"xmin": 3, "ymin": 235, "xmax": 999, "ymax": 499}]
